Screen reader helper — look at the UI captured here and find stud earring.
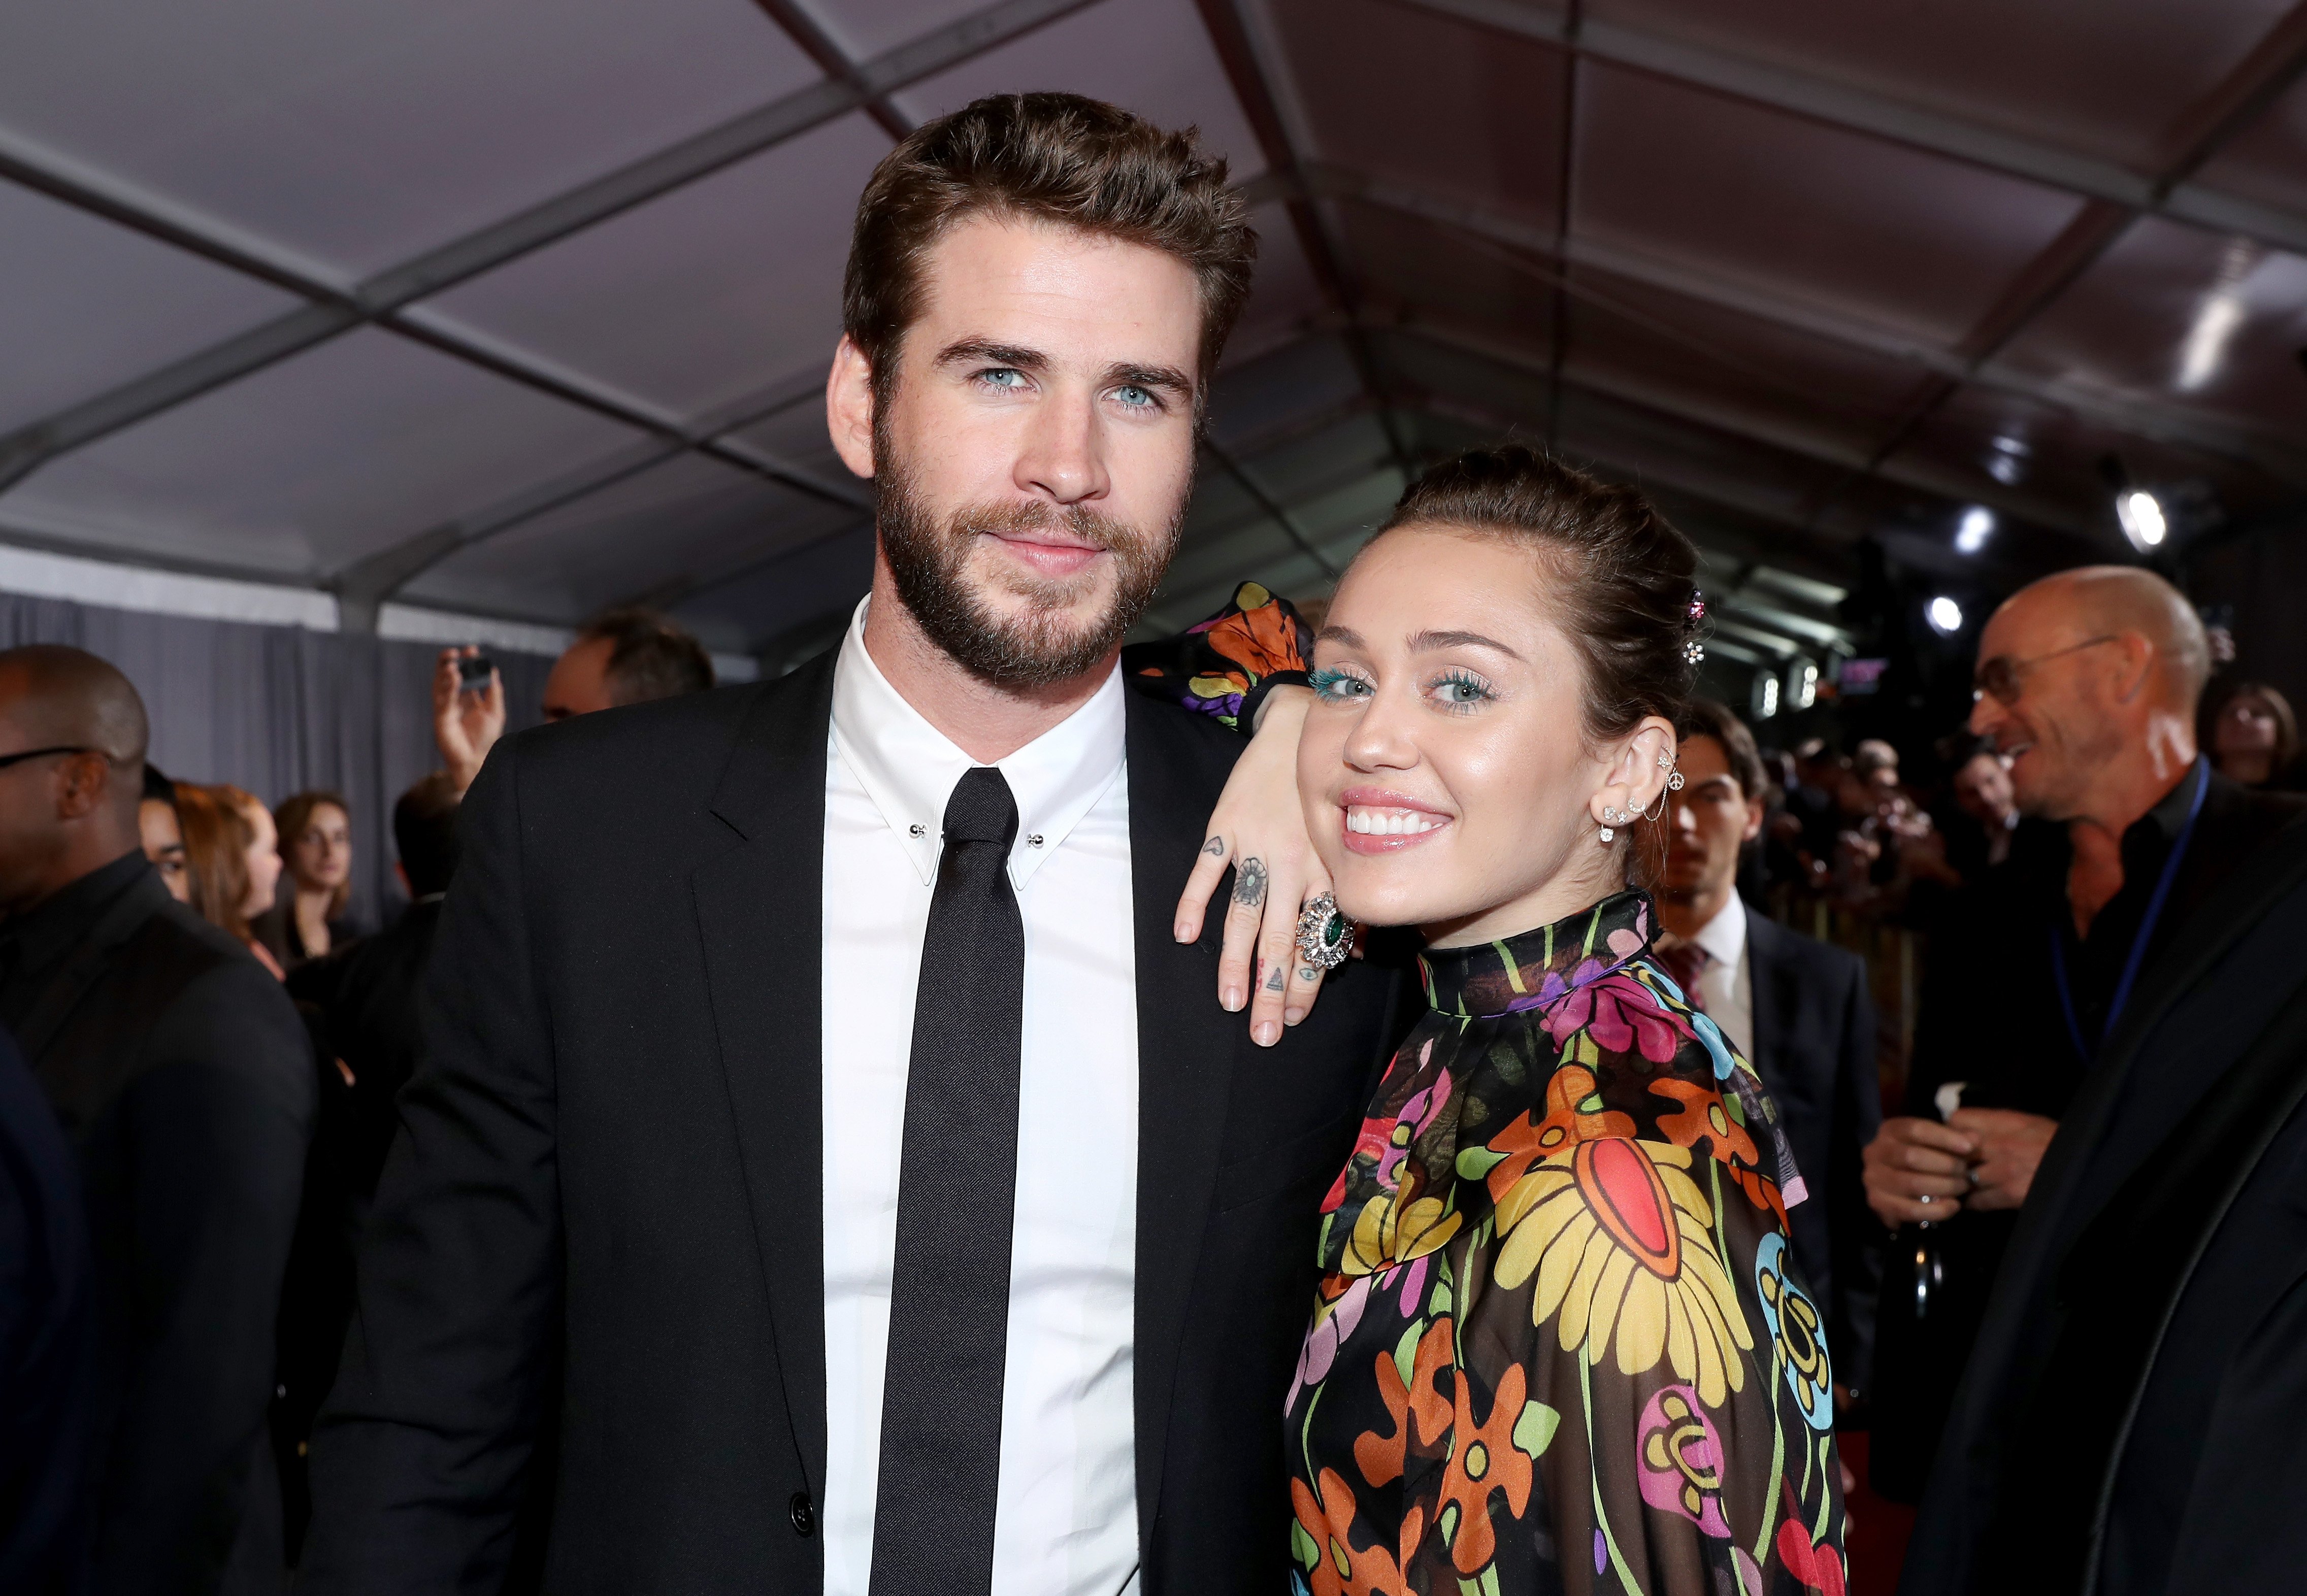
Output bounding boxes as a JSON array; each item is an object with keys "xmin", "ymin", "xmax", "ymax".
[{"xmin": 1599, "ymin": 823, "xmax": 1616, "ymax": 844}]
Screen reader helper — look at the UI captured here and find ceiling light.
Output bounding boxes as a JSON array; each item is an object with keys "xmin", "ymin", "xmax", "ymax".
[
  {"xmin": 1955, "ymin": 507, "xmax": 1995, "ymax": 554},
  {"xmin": 1926, "ymin": 595, "xmax": 1964, "ymax": 635},
  {"xmin": 1753, "ymin": 670, "xmax": 1781, "ymax": 720},
  {"xmin": 1789, "ymin": 658, "xmax": 1819, "ymax": 712},
  {"xmin": 2117, "ymin": 488, "xmax": 2167, "ymax": 549},
  {"xmin": 1985, "ymin": 435, "xmax": 2031, "ymax": 486},
  {"xmin": 2178, "ymin": 240, "xmax": 2259, "ymax": 392}
]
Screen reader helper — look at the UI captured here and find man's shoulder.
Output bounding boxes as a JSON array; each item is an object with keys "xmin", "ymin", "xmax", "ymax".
[
  {"xmin": 1122, "ymin": 683, "xmax": 1242, "ymax": 800},
  {"xmin": 1741, "ymin": 900, "xmax": 1863, "ymax": 985}
]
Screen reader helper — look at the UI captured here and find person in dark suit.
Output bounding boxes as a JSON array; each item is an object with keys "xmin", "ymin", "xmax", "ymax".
[
  {"xmin": 0, "ymin": 1019, "xmax": 93, "ymax": 1593},
  {"xmin": 301, "ymin": 95, "xmax": 1410, "ymax": 1596},
  {"xmin": 274, "ymin": 772, "xmax": 463, "ymax": 1559},
  {"xmin": 0, "ymin": 644, "xmax": 313, "ymax": 1595},
  {"xmin": 1644, "ymin": 699, "xmax": 1883, "ymax": 1394},
  {"xmin": 1881, "ymin": 568, "xmax": 2307, "ymax": 1593}
]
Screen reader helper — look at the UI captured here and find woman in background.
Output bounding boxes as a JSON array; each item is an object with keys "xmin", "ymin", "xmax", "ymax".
[
  {"xmin": 265, "ymin": 790, "xmax": 362, "ymax": 964},
  {"xmin": 176, "ymin": 784, "xmax": 286, "ymax": 979},
  {"xmin": 2203, "ymin": 679, "xmax": 2298, "ymax": 790}
]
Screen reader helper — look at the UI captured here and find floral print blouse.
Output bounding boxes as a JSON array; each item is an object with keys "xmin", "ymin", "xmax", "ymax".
[{"xmin": 1287, "ymin": 892, "xmax": 1846, "ymax": 1596}]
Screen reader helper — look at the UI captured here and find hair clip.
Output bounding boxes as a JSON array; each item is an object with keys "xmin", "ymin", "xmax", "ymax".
[
  {"xmin": 1684, "ymin": 640, "xmax": 1706, "ymax": 665},
  {"xmin": 1686, "ymin": 589, "xmax": 1707, "ymax": 625}
]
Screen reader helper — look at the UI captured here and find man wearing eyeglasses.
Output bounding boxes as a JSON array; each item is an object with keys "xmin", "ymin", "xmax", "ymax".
[
  {"xmin": 1865, "ymin": 568, "xmax": 2307, "ymax": 1593},
  {"xmin": 0, "ymin": 644, "xmax": 313, "ymax": 1595}
]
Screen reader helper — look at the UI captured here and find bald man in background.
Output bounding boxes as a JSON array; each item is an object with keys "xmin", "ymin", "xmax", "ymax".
[
  {"xmin": 0, "ymin": 645, "xmax": 311, "ymax": 1595},
  {"xmin": 1851, "ymin": 571, "xmax": 2307, "ymax": 1592}
]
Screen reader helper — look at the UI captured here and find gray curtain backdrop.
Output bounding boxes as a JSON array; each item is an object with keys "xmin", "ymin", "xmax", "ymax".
[{"xmin": 0, "ymin": 593, "xmax": 556, "ymax": 928}]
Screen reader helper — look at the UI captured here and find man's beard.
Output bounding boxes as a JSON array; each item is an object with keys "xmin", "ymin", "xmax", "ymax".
[{"xmin": 875, "ymin": 451, "xmax": 1186, "ymax": 690}]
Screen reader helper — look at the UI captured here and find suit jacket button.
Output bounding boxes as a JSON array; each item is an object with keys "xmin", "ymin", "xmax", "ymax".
[{"xmin": 789, "ymin": 1491, "xmax": 815, "ymax": 1538}]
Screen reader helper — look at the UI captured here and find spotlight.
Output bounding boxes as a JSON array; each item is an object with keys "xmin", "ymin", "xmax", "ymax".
[
  {"xmin": 1753, "ymin": 670, "xmax": 1781, "ymax": 720},
  {"xmin": 1789, "ymin": 658, "xmax": 1819, "ymax": 712},
  {"xmin": 1926, "ymin": 595, "xmax": 1964, "ymax": 636},
  {"xmin": 1955, "ymin": 507, "xmax": 1994, "ymax": 555},
  {"xmin": 2116, "ymin": 488, "xmax": 2167, "ymax": 549}
]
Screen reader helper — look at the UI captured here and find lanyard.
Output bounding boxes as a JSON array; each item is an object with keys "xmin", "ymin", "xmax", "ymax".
[{"xmin": 2049, "ymin": 756, "xmax": 2208, "ymax": 1065}]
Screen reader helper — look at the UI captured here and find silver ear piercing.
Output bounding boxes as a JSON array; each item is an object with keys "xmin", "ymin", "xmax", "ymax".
[
  {"xmin": 1658, "ymin": 749, "xmax": 1686, "ymax": 791},
  {"xmin": 1600, "ymin": 806, "xmax": 1623, "ymax": 844}
]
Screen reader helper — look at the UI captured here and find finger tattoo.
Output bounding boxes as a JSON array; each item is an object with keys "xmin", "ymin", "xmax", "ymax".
[
  {"xmin": 1202, "ymin": 835, "xmax": 1226, "ymax": 858},
  {"xmin": 1298, "ymin": 966, "xmax": 1322, "ymax": 983},
  {"xmin": 1265, "ymin": 967, "xmax": 1287, "ymax": 992},
  {"xmin": 1233, "ymin": 856, "xmax": 1268, "ymax": 909}
]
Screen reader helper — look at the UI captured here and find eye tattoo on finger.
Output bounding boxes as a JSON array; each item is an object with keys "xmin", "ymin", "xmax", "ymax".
[
  {"xmin": 1202, "ymin": 835, "xmax": 1226, "ymax": 858},
  {"xmin": 1265, "ymin": 967, "xmax": 1287, "ymax": 992},
  {"xmin": 1233, "ymin": 856, "xmax": 1268, "ymax": 909},
  {"xmin": 1298, "ymin": 966, "xmax": 1322, "ymax": 983}
]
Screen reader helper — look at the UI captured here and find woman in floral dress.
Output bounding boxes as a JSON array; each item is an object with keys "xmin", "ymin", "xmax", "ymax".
[{"xmin": 1268, "ymin": 446, "xmax": 1844, "ymax": 1596}]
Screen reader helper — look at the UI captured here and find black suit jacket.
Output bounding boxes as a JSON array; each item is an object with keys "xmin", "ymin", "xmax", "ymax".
[
  {"xmin": 303, "ymin": 651, "xmax": 1412, "ymax": 1595},
  {"xmin": 1742, "ymin": 906, "xmax": 1882, "ymax": 1390},
  {"xmin": 13, "ymin": 861, "xmax": 313, "ymax": 1595}
]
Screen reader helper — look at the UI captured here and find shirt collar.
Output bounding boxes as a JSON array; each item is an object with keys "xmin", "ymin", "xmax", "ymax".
[
  {"xmin": 1690, "ymin": 890, "xmax": 1748, "ymax": 970},
  {"xmin": 829, "ymin": 597, "xmax": 1127, "ymax": 890}
]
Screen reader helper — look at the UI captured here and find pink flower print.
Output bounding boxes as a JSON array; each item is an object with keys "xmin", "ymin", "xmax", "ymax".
[
  {"xmin": 1637, "ymin": 1384, "xmax": 1732, "ymax": 1537},
  {"xmin": 1606, "ymin": 927, "xmax": 1644, "ymax": 961},
  {"xmin": 1286, "ymin": 1275, "xmax": 1373, "ymax": 1412},
  {"xmin": 1541, "ymin": 970, "xmax": 1693, "ymax": 1062},
  {"xmin": 1396, "ymin": 1253, "xmax": 1430, "ymax": 1318}
]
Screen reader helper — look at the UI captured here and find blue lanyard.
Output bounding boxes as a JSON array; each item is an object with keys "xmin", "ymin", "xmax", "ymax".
[{"xmin": 2049, "ymin": 756, "xmax": 2209, "ymax": 1065}]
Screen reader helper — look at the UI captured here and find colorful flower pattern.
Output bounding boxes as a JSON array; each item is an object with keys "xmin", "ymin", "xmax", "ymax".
[
  {"xmin": 1119, "ymin": 579, "xmax": 1311, "ymax": 732},
  {"xmin": 1288, "ymin": 892, "xmax": 1846, "ymax": 1594}
]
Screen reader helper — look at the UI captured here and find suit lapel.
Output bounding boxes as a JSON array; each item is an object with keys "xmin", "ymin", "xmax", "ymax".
[
  {"xmin": 694, "ymin": 648, "xmax": 838, "ymax": 1496},
  {"xmin": 1741, "ymin": 904, "xmax": 1784, "ymax": 1082},
  {"xmin": 1124, "ymin": 696, "xmax": 1242, "ymax": 1548}
]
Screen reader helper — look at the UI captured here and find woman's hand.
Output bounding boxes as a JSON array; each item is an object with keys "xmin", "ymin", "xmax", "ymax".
[{"xmin": 1173, "ymin": 686, "xmax": 1333, "ymax": 1047}]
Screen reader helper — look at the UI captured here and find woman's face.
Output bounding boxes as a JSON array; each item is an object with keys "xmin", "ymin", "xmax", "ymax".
[
  {"xmin": 2216, "ymin": 693, "xmax": 2280, "ymax": 756},
  {"xmin": 289, "ymin": 802, "xmax": 352, "ymax": 891},
  {"xmin": 239, "ymin": 800, "xmax": 282, "ymax": 918},
  {"xmin": 1299, "ymin": 525, "xmax": 1674, "ymax": 947}
]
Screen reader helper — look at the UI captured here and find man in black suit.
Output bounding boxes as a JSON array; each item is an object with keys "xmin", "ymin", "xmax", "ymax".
[
  {"xmin": 1646, "ymin": 699, "xmax": 1882, "ymax": 1392},
  {"xmin": 0, "ymin": 645, "xmax": 313, "ymax": 1594},
  {"xmin": 302, "ymin": 94, "xmax": 1407, "ymax": 1596}
]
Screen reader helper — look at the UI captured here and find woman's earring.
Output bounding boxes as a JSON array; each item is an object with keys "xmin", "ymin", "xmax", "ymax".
[{"xmin": 1600, "ymin": 806, "xmax": 1620, "ymax": 843}]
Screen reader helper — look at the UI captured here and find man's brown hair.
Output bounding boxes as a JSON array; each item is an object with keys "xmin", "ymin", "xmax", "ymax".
[{"xmin": 842, "ymin": 91, "xmax": 1257, "ymax": 410}]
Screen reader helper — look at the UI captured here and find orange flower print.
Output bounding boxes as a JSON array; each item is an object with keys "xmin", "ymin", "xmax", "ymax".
[
  {"xmin": 1482, "ymin": 1063, "xmax": 1637, "ymax": 1203},
  {"xmin": 1198, "ymin": 581, "xmax": 1304, "ymax": 677},
  {"xmin": 1436, "ymin": 1363, "xmax": 1537, "ymax": 1575},
  {"xmin": 1352, "ymin": 1317, "xmax": 1455, "ymax": 1486},
  {"xmin": 1651, "ymin": 1077, "xmax": 1788, "ymax": 1230},
  {"xmin": 1292, "ymin": 1468, "xmax": 1411, "ymax": 1596}
]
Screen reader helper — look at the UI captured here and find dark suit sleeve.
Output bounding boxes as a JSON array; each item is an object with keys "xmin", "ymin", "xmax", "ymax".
[
  {"xmin": 1827, "ymin": 952, "xmax": 1883, "ymax": 1394},
  {"xmin": 94, "ymin": 959, "xmax": 312, "ymax": 1596},
  {"xmin": 303, "ymin": 744, "xmax": 562, "ymax": 1594}
]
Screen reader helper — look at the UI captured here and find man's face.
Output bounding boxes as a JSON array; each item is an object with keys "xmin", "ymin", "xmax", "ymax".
[
  {"xmin": 0, "ymin": 694, "xmax": 91, "ymax": 911},
  {"xmin": 1951, "ymin": 752, "xmax": 2015, "ymax": 826},
  {"xmin": 1659, "ymin": 734, "xmax": 1763, "ymax": 902},
  {"xmin": 1968, "ymin": 591, "xmax": 2126, "ymax": 820},
  {"xmin": 839, "ymin": 215, "xmax": 1202, "ymax": 687},
  {"xmin": 543, "ymin": 636, "xmax": 617, "ymax": 721}
]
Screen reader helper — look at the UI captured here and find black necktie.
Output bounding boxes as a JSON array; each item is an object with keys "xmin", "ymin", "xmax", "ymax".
[{"xmin": 869, "ymin": 768, "xmax": 1026, "ymax": 1596}]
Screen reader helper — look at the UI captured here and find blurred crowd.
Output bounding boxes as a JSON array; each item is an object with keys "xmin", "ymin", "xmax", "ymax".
[{"xmin": 0, "ymin": 609, "xmax": 712, "ymax": 1593}]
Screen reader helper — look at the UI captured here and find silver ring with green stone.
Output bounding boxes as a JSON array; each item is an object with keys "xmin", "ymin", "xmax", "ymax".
[{"xmin": 1295, "ymin": 892, "xmax": 1354, "ymax": 972}]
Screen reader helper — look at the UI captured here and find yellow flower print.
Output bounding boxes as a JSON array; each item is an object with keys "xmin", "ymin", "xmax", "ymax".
[
  {"xmin": 1492, "ymin": 1139, "xmax": 1752, "ymax": 1407},
  {"xmin": 1343, "ymin": 1188, "xmax": 1464, "ymax": 1278}
]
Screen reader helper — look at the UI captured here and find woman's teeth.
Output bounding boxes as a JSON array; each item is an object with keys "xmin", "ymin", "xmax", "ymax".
[{"xmin": 1345, "ymin": 807, "xmax": 1445, "ymax": 836}]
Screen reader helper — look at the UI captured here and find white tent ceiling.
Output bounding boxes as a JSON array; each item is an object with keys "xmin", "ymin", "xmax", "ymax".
[{"xmin": 5, "ymin": 0, "xmax": 2307, "ymax": 672}]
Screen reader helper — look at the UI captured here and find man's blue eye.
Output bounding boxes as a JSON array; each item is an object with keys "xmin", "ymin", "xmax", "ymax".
[
  {"xmin": 981, "ymin": 369, "xmax": 1027, "ymax": 389},
  {"xmin": 1115, "ymin": 385, "xmax": 1156, "ymax": 409}
]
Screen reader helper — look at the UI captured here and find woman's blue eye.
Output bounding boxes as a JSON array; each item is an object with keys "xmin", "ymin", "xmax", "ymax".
[
  {"xmin": 1433, "ymin": 670, "xmax": 1494, "ymax": 708},
  {"xmin": 1309, "ymin": 667, "xmax": 1372, "ymax": 702}
]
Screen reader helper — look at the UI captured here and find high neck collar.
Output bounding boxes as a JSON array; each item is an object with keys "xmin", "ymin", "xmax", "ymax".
[{"xmin": 1417, "ymin": 889, "xmax": 1657, "ymax": 1019}]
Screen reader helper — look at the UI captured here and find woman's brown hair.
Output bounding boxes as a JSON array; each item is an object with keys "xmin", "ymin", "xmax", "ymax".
[
  {"xmin": 174, "ymin": 783, "xmax": 254, "ymax": 943},
  {"xmin": 1370, "ymin": 444, "xmax": 1701, "ymax": 742},
  {"xmin": 275, "ymin": 788, "xmax": 352, "ymax": 920}
]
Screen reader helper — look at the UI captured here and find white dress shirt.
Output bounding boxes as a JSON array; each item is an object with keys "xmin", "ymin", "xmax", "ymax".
[
  {"xmin": 1685, "ymin": 892, "xmax": 1754, "ymax": 1062},
  {"xmin": 819, "ymin": 600, "xmax": 1141, "ymax": 1596}
]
